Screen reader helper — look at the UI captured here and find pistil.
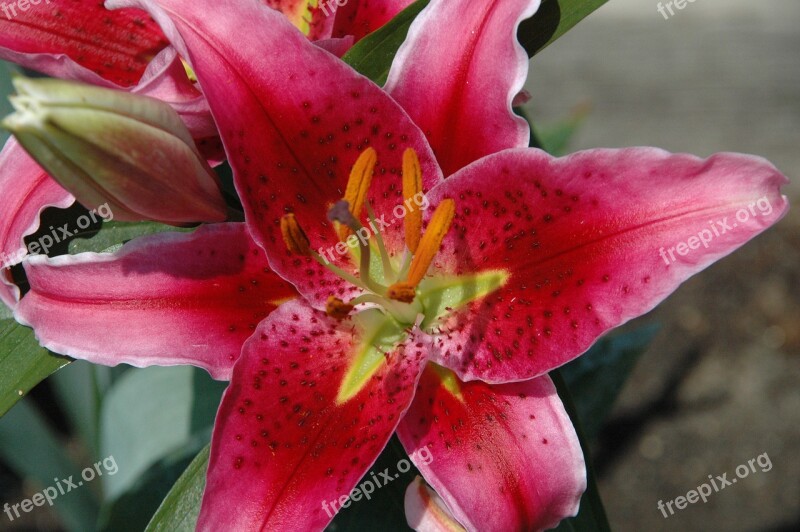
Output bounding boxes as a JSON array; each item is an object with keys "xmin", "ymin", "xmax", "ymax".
[{"xmin": 327, "ymin": 200, "xmax": 386, "ymax": 296}]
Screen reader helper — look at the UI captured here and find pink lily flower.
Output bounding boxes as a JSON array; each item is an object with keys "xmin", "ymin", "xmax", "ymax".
[{"xmin": 4, "ymin": 0, "xmax": 789, "ymax": 530}]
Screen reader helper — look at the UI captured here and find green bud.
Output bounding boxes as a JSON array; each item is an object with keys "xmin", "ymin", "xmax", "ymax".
[{"xmin": 3, "ymin": 76, "xmax": 228, "ymax": 225}]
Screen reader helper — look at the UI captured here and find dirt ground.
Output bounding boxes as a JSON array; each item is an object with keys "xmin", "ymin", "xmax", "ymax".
[{"xmin": 523, "ymin": 0, "xmax": 800, "ymax": 530}]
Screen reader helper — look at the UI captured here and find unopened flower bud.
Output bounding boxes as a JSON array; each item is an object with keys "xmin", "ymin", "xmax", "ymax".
[{"xmin": 3, "ymin": 76, "xmax": 227, "ymax": 225}]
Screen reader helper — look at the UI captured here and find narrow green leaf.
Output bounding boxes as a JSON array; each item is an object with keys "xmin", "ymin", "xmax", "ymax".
[
  {"xmin": 520, "ymin": 0, "xmax": 609, "ymax": 56},
  {"xmin": 68, "ymin": 221, "xmax": 188, "ymax": 254},
  {"xmin": 0, "ymin": 318, "xmax": 70, "ymax": 417},
  {"xmin": 0, "ymin": 399, "xmax": 99, "ymax": 531},
  {"xmin": 342, "ymin": 0, "xmax": 430, "ymax": 85},
  {"xmin": 551, "ymin": 369, "xmax": 612, "ymax": 532},
  {"xmin": 145, "ymin": 445, "xmax": 210, "ymax": 532}
]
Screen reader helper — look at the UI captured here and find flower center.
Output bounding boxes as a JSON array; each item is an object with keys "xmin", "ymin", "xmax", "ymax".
[{"xmin": 280, "ymin": 148, "xmax": 455, "ymax": 326}]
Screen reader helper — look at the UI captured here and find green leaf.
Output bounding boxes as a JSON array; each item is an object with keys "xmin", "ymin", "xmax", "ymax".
[
  {"xmin": 559, "ymin": 326, "xmax": 659, "ymax": 440},
  {"xmin": 0, "ymin": 399, "xmax": 100, "ymax": 531},
  {"xmin": 145, "ymin": 445, "xmax": 210, "ymax": 532},
  {"xmin": 68, "ymin": 221, "xmax": 188, "ymax": 254},
  {"xmin": 342, "ymin": 0, "xmax": 430, "ymax": 85},
  {"xmin": 0, "ymin": 318, "xmax": 70, "ymax": 417},
  {"xmin": 550, "ymin": 370, "xmax": 611, "ymax": 532},
  {"xmin": 98, "ymin": 366, "xmax": 225, "ymax": 502},
  {"xmin": 520, "ymin": 0, "xmax": 609, "ymax": 57}
]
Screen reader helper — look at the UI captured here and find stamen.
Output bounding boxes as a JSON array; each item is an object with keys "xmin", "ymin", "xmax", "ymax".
[
  {"xmin": 402, "ymin": 148, "xmax": 423, "ymax": 253},
  {"xmin": 280, "ymin": 213, "xmax": 310, "ymax": 255},
  {"xmin": 281, "ymin": 214, "xmax": 372, "ymax": 292},
  {"xmin": 326, "ymin": 296, "xmax": 354, "ymax": 320},
  {"xmin": 388, "ymin": 198, "xmax": 455, "ymax": 301},
  {"xmin": 387, "ymin": 283, "xmax": 416, "ymax": 303},
  {"xmin": 338, "ymin": 147, "xmax": 377, "ymax": 241}
]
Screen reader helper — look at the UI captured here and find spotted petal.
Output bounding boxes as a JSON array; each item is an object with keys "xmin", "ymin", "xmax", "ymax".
[
  {"xmin": 130, "ymin": 48, "xmax": 217, "ymax": 139},
  {"xmin": 423, "ymin": 147, "xmax": 789, "ymax": 383},
  {"xmin": 198, "ymin": 301, "xmax": 427, "ymax": 530},
  {"xmin": 15, "ymin": 223, "xmax": 295, "ymax": 379},
  {"xmin": 385, "ymin": 0, "xmax": 538, "ymax": 176},
  {"xmin": 0, "ymin": 138, "xmax": 74, "ymax": 309},
  {"xmin": 0, "ymin": 0, "xmax": 167, "ymax": 86},
  {"xmin": 397, "ymin": 367, "xmax": 585, "ymax": 531},
  {"xmin": 109, "ymin": 0, "xmax": 442, "ymax": 308}
]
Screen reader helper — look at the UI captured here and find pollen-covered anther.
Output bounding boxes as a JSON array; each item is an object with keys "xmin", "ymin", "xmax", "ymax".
[
  {"xmin": 337, "ymin": 147, "xmax": 377, "ymax": 241},
  {"xmin": 406, "ymin": 198, "xmax": 455, "ymax": 286},
  {"xmin": 402, "ymin": 148, "xmax": 423, "ymax": 253},
  {"xmin": 280, "ymin": 213, "xmax": 311, "ymax": 256},
  {"xmin": 387, "ymin": 198, "xmax": 456, "ymax": 303},
  {"xmin": 386, "ymin": 282, "xmax": 416, "ymax": 303},
  {"xmin": 325, "ymin": 296, "xmax": 354, "ymax": 320}
]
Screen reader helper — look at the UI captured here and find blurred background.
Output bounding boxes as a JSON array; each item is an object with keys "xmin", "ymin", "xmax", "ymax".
[
  {"xmin": 524, "ymin": 0, "xmax": 800, "ymax": 530},
  {"xmin": 0, "ymin": 0, "xmax": 797, "ymax": 531}
]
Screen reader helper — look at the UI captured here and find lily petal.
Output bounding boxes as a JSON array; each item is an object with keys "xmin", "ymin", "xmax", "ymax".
[
  {"xmin": 14, "ymin": 223, "xmax": 295, "ymax": 380},
  {"xmin": 130, "ymin": 47, "xmax": 218, "ymax": 139},
  {"xmin": 397, "ymin": 367, "xmax": 585, "ymax": 531},
  {"xmin": 385, "ymin": 0, "xmax": 538, "ymax": 176},
  {"xmin": 425, "ymin": 148, "xmax": 789, "ymax": 383},
  {"xmin": 331, "ymin": 0, "xmax": 416, "ymax": 42},
  {"xmin": 0, "ymin": 138, "xmax": 73, "ymax": 309},
  {"xmin": 198, "ymin": 301, "xmax": 427, "ymax": 530},
  {"xmin": 405, "ymin": 476, "xmax": 467, "ymax": 532},
  {"xmin": 0, "ymin": 0, "xmax": 167, "ymax": 86},
  {"xmin": 314, "ymin": 36, "xmax": 356, "ymax": 58}
]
